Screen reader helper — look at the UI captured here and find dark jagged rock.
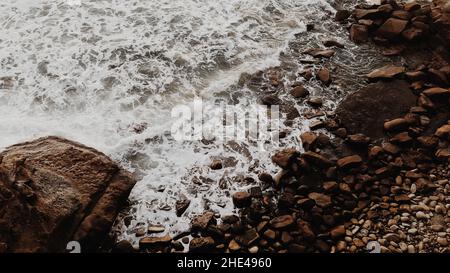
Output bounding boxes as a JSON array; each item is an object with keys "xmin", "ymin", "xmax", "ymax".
[
  {"xmin": 336, "ymin": 80, "xmax": 416, "ymax": 139},
  {"xmin": 0, "ymin": 136, "xmax": 136, "ymax": 253}
]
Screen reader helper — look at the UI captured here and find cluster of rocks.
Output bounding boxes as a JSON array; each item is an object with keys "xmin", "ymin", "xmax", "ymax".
[
  {"xmin": 112, "ymin": 0, "xmax": 450, "ymax": 254},
  {"xmin": 0, "ymin": 137, "xmax": 137, "ymax": 253},
  {"xmin": 337, "ymin": 0, "xmax": 450, "ymax": 49}
]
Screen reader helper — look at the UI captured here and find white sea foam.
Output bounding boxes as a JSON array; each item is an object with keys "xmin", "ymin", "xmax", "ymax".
[{"xmin": 0, "ymin": 0, "xmax": 335, "ymax": 245}]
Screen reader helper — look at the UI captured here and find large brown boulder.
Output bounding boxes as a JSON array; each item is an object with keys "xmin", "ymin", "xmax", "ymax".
[
  {"xmin": 336, "ymin": 80, "xmax": 417, "ymax": 139},
  {"xmin": 0, "ymin": 136, "xmax": 136, "ymax": 253}
]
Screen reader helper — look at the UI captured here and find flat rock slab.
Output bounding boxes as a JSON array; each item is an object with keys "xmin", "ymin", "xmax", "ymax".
[
  {"xmin": 0, "ymin": 136, "xmax": 136, "ymax": 253},
  {"xmin": 336, "ymin": 80, "xmax": 417, "ymax": 139}
]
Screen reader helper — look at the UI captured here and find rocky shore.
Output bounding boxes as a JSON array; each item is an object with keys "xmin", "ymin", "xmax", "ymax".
[
  {"xmin": 1, "ymin": 0, "xmax": 449, "ymax": 254},
  {"xmin": 116, "ymin": 0, "xmax": 449, "ymax": 253}
]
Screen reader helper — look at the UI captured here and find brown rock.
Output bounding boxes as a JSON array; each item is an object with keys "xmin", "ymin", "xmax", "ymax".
[
  {"xmin": 308, "ymin": 192, "xmax": 332, "ymax": 207},
  {"xmin": 423, "ymin": 87, "xmax": 450, "ymax": 97},
  {"xmin": 384, "ymin": 118, "xmax": 409, "ymax": 131},
  {"xmin": 270, "ymin": 215, "xmax": 295, "ymax": 229},
  {"xmin": 354, "ymin": 9, "xmax": 381, "ymax": 20},
  {"xmin": 436, "ymin": 148, "xmax": 450, "ymax": 160},
  {"xmin": 297, "ymin": 221, "xmax": 316, "ymax": 241},
  {"xmin": 336, "ymin": 81, "xmax": 416, "ymax": 139},
  {"xmin": 261, "ymin": 94, "xmax": 280, "ymax": 106},
  {"xmin": 0, "ymin": 136, "xmax": 136, "ymax": 253},
  {"xmin": 337, "ymin": 155, "xmax": 363, "ymax": 169},
  {"xmin": 307, "ymin": 97, "xmax": 323, "ymax": 107},
  {"xmin": 272, "ymin": 148, "xmax": 299, "ymax": 169},
  {"xmin": 290, "ymin": 85, "xmax": 309, "ymax": 98},
  {"xmin": 335, "ymin": 9, "xmax": 351, "ymax": 21},
  {"xmin": 404, "ymin": 2, "xmax": 421, "ymax": 12},
  {"xmin": 300, "ymin": 132, "xmax": 317, "ymax": 151},
  {"xmin": 176, "ymin": 199, "xmax": 191, "ymax": 217},
  {"xmin": 189, "ymin": 237, "xmax": 215, "ymax": 252},
  {"xmin": 350, "ymin": 24, "xmax": 369, "ymax": 43},
  {"xmin": 306, "ymin": 49, "xmax": 335, "ymax": 58},
  {"xmin": 402, "ymin": 27, "xmax": 424, "ymax": 40},
  {"xmin": 192, "ymin": 212, "xmax": 214, "ymax": 230},
  {"xmin": 330, "ymin": 225, "xmax": 346, "ymax": 239},
  {"xmin": 317, "ymin": 68, "xmax": 332, "ymax": 85},
  {"xmin": 139, "ymin": 235, "xmax": 172, "ymax": 250},
  {"xmin": 301, "ymin": 151, "xmax": 334, "ymax": 167},
  {"xmin": 367, "ymin": 65, "xmax": 405, "ymax": 80},
  {"xmin": 392, "ymin": 10, "xmax": 411, "ymax": 20},
  {"xmin": 210, "ymin": 160, "xmax": 223, "ymax": 170},
  {"xmin": 235, "ymin": 228, "xmax": 259, "ymax": 246},
  {"xmin": 232, "ymin": 192, "xmax": 251, "ymax": 208},
  {"xmin": 435, "ymin": 124, "xmax": 450, "ymax": 139},
  {"xmin": 347, "ymin": 134, "xmax": 371, "ymax": 146},
  {"xmin": 322, "ymin": 39, "xmax": 344, "ymax": 48},
  {"xmin": 376, "ymin": 18, "xmax": 409, "ymax": 39}
]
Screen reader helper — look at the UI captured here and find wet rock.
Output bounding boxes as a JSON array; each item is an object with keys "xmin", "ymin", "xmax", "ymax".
[
  {"xmin": 111, "ymin": 240, "xmax": 136, "ymax": 253},
  {"xmin": 297, "ymin": 221, "xmax": 316, "ymax": 241},
  {"xmin": 300, "ymin": 132, "xmax": 318, "ymax": 151},
  {"xmin": 350, "ymin": 24, "xmax": 369, "ymax": 43},
  {"xmin": 272, "ymin": 148, "xmax": 299, "ymax": 169},
  {"xmin": 148, "ymin": 225, "xmax": 165, "ymax": 234},
  {"xmin": 335, "ymin": 9, "xmax": 351, "ymax": 21},
  {"xmin": 258, "ymin": 172, "xmax": 275, "ymax": 185},
  {"xmin": 139, "ymin": 235, "xmax": 172, "ymax": 250},
  {"xmin": 384, "ymin": 118, "xmax": 409, "ymax": 131},
  {"xmin": 189, "ymin": 237, "xmax": 215, "ymax": 252},
  {"xmin": 232, "ymin": 191, "xmax": 251, "ymax": 208},
  {"xmin": 322, "ymin": 39, "xmax": 345, "ymax": 48},
  {"xmin": 367, "ymin": 65, "xmax": 405, "ymax": 80},
  {"xmin": 337, "ymin": 155, "xmax": 362, "ymax": 169},
  {"xmin": 210, "ymin": 160, "xmax": 223, "ymax": 170},
  {"xmin": 306, "ymin": 49, "xmax": 335, "ymax": 58},
  {"xmin": 290, "ymin": 85, "xmax": 310, "ymax": 98},
  {"xmin": 307, "ymin": 97, "xmax": 323, "ymax": 107},
  {"xmin": 192, "ymin": 212, "xmax": 214, "ymax": 230},
  {"xmin": 261, "ymin": 94, "xmax": 280, "ymax": 106},
  {"xmin": 354, "ymin": 9, "xmax": 381, "ymax": 20},
  {"xmin": 376, "ymin": 18, "xmax": 409, "ymax": 39},
  {"xmin": 308, "ymin": 192, "xmax": 332, "ymax": 207},
  {"xmin": 317, "ymin": 68, "xmax": 332, "ymax": 85},
  {"xmin": 347, "ymin": 134, "xmax": 371, "ymax": 146},
  {"xmin": 301, "ymin": 151, "xmax": 334, "ymax": 167},
  {"xmin": 0, "ymin": 136, "xmax": 136, "ymax": 253},
  {"xmin": 235, "ymin": 228, "xmax": 259, "ymax": 246},
  {"xmin": 330, "ymin": 225, "xmax": 346, "ymax": 239},
  {"xmin": 423, "ymin": 87, "xmax": 450, "ymax": 97},
  {"xmin": 176, "ymin": 199, "xmax": 191, "ymax": 217},
  {"xmin": 336, "ymin": 80, "xmax": 416, "ymax": 139},
  {"xmin": 270, "ymin": 215, "xmax": 295, "ymax": 229},
  {"xmin": 435, "ymin": 124, "xmax": 450, "ymax": 139}
]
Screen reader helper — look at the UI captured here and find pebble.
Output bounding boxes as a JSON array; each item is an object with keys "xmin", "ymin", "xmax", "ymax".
[
  {"xmin": 407, "ymin": 228, "xmax": 418, "ymax": 235},
  {"xmin": 437, "ymin": 237, "xmax": 449, "ymax": 247},
  {"xmin": 415, "ymin": 211, "xmax": 428, "ymax": 219},
  {"xmin": 407, "ymin": 245, "xmax": 416, "ymax": 253},
  {"xmin": 249, "ymin": 246, "xmax": 259, "ymax": 253}
]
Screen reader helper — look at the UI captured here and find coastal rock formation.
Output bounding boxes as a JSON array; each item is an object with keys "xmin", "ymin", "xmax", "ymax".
[
  {"xmin": 0, "ymin": 136, "xmax": 136, "ymax": 253},
  {"xmin": 336, "ymin": 80, "xmax": 416, "ymax": 139}
]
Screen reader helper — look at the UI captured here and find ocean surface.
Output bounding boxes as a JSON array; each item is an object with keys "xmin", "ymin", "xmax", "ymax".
[{"xmin": 1, "ymin": 0, "xmax": 384, "ymax": 248}]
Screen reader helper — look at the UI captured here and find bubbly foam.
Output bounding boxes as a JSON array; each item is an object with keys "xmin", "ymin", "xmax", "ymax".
[{"xmin": 0, "ymin": 0, "xmax": 336, "ymax": 245}]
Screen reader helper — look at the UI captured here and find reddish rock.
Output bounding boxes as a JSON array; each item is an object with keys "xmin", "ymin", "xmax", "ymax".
[
  {"xmin": 139, "ymin": 235, "xmax": 172, "ymax": 250},
  {"xmin": 354, "ymin": 9, "xmax": 381, "ymax": 20},
  {"xmin": 189, "ymin": 237, "xmax": 215, "ymax": 252},
  {"xmin": 270, "ymin": 215, "xmax": 295, "ymax": 229},
  {"xmin": 384, "ymin": 118, "xmax": 409, "ymax": 131},
  {"xmin": 330, "ymin": 225, "xmax": 346, "ymax": 239},
  {"xmin": 392, "ymin": 10, "xmax": 411, "ymax": 20},
  {"xmin": 290, "ymin": 85, "xmax": 310, "ymax": 98},
  {"xmin": 272, "ymin": 148, "xmax": 299, "ymax": 169},
  {"xmin": 435, "ymin": 124, "xmax": 450, "ymax": 139},
  {"xmin": 402, "ymin": 27, "xmax": 425, "ymax": 40},
  {"xmin": 335, "ymin": 9, "xmax": 351, "ymax": 21},
  {"xmin": 337, "ymin": 155, "xmax": 363, "ymax": 169},
  {"xmin": 306, "ymin": 49, "xmax": 335, "ymax": 58},
  {"xmin": 298, "ymin": 221, "xmax": 316, "ymax": 242},
  {"xmin": 300, "ymin": 132, "xmax": 318, "ymax": 151},
  {"xmin": 423, "ymin": 87, "xmax": 450, "ymax": 97},
  {"xmin": 317, "ymin": 68, "xmax": 332, "ymax": 85},
  {"xmin": 301, "ymin": 151, "xmax": 334, "ymax": 167},
  {"xmin": 232, "ymin": 192, "xmax": 251, "ymax": 208},
  {"xmin": 350, "ymin": 24, "xmax": 369, "ymax": 43},
  {"xmin": 0, "ymin": 136, "xmax": 136, "ymax": 253},
  {"xmin": 367, "ymin": 65, "xmax": 405, "ymax": 80},
  {"xmin": 191, "ymin": 212, "xmax": 214, "ymax": 230},
  {"xmin": 376, "ymin": 18, "xmax": 409, "ymax": 39},
  {"xmin": 308, "ymin": 192, "xmax": 332, "ymax": 207}
]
